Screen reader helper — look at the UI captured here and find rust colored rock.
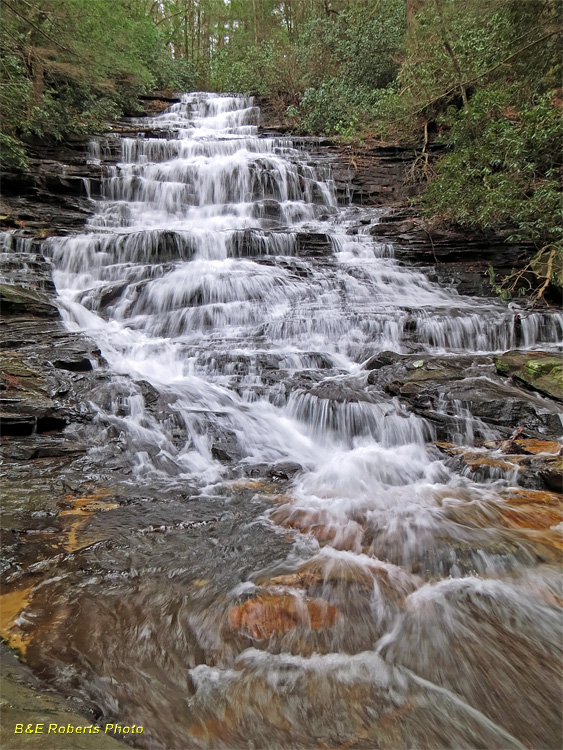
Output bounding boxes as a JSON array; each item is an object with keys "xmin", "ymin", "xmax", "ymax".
[
  {"xmin": 495, "ymin": 504, "xmax": 562, "ymax": 531},
  {"xmin": 228, "ymin": 593, "xmax": 340, "ymax": 640},
  {"xmin": 501, "ymin": 488, "xmax": 562, "ymax": 507},
  {"xmin": 465, "ymin": 454, "xmax": 525, "ymax": 471},
  {"xmin": 512, "ymin": 439, "xmax": 562, "ymax": 455}
]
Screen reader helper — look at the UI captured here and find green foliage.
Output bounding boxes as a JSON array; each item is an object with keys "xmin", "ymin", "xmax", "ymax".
[
  {"xmin": 0, "ymin": 0, "xmax": 196, "ymax": 167},
  {"xmin": 374, "ymin": 0, "xmax": 562, "ymax": 297},
  {"xmin": 208, "ymin": 0, "xmax": 406, "ymax": 135},
  {"xmin": 423, "ymin": 89, "xmax": 562, "ymax": 244},
  {"xmin": 213, "ymin": 40, "xmax": 286, "ymax": 96},
  {"xmin": 295, "ymin": 80, "xmax": 384, "ymax": 136},
  {"xmin": 290, "ymin": 0, "xmax": 406, "ymax": 134},
  {"xmin": 0, "ymin": 133, "xmax": 29, "ymax": 169}
]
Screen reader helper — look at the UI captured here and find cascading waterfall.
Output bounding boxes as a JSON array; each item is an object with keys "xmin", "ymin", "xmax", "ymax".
[{"xmin": 22, "ymin": 93, "xmax": 562, "ymax": 748}]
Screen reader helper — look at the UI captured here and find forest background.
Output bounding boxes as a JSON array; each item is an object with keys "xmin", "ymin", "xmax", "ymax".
[{"xmin": 1, "ymin": 0, "xmax": 561, "ymax": 295}]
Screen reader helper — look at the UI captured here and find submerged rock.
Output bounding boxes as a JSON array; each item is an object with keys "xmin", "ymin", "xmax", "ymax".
[
  {"xmin": 227, "ymin": 592, "xmax": 340, "ymax": 640},
  {"xmin": 0, "ymin": 646, "xmax": 124, "ymax": 750},
  {"xmin": 436, "ymin": 441, "xmax": 563, "ymax": 491}
]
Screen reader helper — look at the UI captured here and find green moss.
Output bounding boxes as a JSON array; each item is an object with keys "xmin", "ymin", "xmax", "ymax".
[{"xmin": 496, "ymin": 351, "xmax": 563, "ymax": 400}]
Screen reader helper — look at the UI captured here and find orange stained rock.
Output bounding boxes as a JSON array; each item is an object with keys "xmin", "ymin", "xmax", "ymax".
[
  {"xmin": 63, "ymin": 515, "xmax": 108, "ymax": 553},
  {"xmin": 0, "ymin": 584, "xmax": 35, "ymax": 655},
  {"xmin": 512, "ymin": 439, "xmax": 562, "ymax": 455},
  {"xmin": 227, "ymin": 478, "xmax": 272, "ymax": 492},
  {"xmin": 270, "ymin": 506, "xmax": 339, "ymax": 543},
  {"xmin": 435, "ymin": 442, "xmax": 467, "ymax": 456},
  {"xmin": 57, "ymin": 492, "xmax": 118, "ymax": 552},
  {"xmin": 59, "ymin": 489, "xmax": 115, "ymax": 511},
  {"xmin": 436, "ymin": 443, "xmax": 526, "ymax": 471},
  {"xmin": 501, "ymin": 488, "xmax": 562, "ymax": 507},
  {"xmin": 464, "ymin": 454, "xmax": 525, "ymax": 471},
  {"xmin": 187, "ymin": 707, "xmax": 237, "ymax": 744},
  {"xmin": 228, "ymin": 593, "xmax": 340, "ymax": 640},
  {"xmin": 59, "ymin": 499, "xmax": 119, "ymax": 516},
  {"xmin": 188, "ymin": 694, "xmax": 294, "ymax": 742},
  {"xmin": 495, "ymin": 504, "xmax": 562, "ymax": 531},
  {"xmin": 260, "ymin": 570, "xmax": 325, "ymax": 590},
  {"xmin": 260, "ymin": 557, "xmax": 418, "ymax": 604},
  {"xmin": 492, "ymin": 488, "xmax": 563, "ymax": 531},
  {"xmin": 519, "ymin": 529, "xmax": 563, "ymax": 555},
  {"xmin": 446, "ymin": 488, "xmax": 562, "ymax": 532}
]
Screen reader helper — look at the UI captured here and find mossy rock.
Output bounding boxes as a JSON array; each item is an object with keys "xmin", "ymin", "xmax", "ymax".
[
  {"xmin": 0, "ymin": 284, "xmax": 58, "ymax": 318},
  {"xmin": 1, "ymin": 355, "xmax": 42, "ymax": 381},
  {"xmin": 495, "ymin": 350, "xmax": 563, "ymax": 401},
  {"xmin": 0, "ymin": 646, "xmax": 125, "ymax": 749}
]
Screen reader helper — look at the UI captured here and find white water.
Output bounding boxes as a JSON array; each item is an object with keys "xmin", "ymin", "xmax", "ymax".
[{"xmin": 45, "ymin": 93, "xmax": 561, "ymax": 486}]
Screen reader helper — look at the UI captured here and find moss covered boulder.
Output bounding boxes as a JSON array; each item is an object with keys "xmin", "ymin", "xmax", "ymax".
[{"xmin": 495, "ymin": 350, "xmax": 563, "ymax": 401}]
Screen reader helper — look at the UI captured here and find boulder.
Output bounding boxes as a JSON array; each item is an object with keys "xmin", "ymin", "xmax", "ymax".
[
  {"xmin": 0, "ymin": 283, "xmax": 58, "ymax": 317},
  {"xmin": 495, "ymin": 350, "xmax": 563, "ymax": 401},
  {"xmin": 375, "ymin": 354, "xmax": 562, "ymax": 442}
]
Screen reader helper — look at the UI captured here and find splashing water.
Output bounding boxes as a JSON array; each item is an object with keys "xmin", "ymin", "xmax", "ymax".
[{"xmin": 14, "ymin": 93, "xmax": 562, "ymax": 748}]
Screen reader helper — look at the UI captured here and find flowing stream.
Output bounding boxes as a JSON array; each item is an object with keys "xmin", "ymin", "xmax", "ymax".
[{"xmin": 17, "ymin": 93, "xmax": 562, "ymax": 748}]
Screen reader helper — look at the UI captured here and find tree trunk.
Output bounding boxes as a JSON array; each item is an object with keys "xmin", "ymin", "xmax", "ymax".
[
  {"xmin": 252, "ymin": 0, "xmax": 259, "ymax": 44},
  {"xmin": 432, "ymin": 0, "xmax": 469, "ymax": 113},
  {"xmin": 32, "ymin": 47, "xmax": 44, "ymax": 108},
  {"xmin": 406, "ymin": 0, "xmax": 425, "ymax": 30}
]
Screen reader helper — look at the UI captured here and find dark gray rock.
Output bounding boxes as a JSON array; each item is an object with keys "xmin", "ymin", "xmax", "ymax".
[
  {"xmin": 0, "ymin": 283, "xmax": 58, "ymax": 317},
  {"xmin": 371, "ymin": 354, "xmax": 563, "ymax": 442}
]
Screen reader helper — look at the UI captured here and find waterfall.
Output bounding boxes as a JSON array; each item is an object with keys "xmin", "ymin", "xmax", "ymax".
[
  {"xmin": 28, "ymin": 93, "xmax": 562, "ymax": 748},
  {"xmin": 45, "ymin": 92, "xmax": 561, "ymax": 484}
]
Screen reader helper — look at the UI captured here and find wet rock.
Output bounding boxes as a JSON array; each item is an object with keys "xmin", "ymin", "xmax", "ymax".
[
  {"xmin": 211, "ymin": 445, "xmax": 236, "ymax": 462},
  {"xmin": 377, "ymin": 354, "xmax": 562, "ymax": 441},
  {"xmin": 210, "ymin": 427, "xmax": 245, "ymax": 463},
  {"xmin": 0, "ymin": 283, "xmax": 58, "ymax": 317},
  {"xmin": 253, "ymin": 199, "xmax": 282, "ymax": 224},
  {"xmin": 436, "ymin": 442, "xmax": 563, "ymax": 491},
  {"xmin": 0, "ymin": 347, "xmax": 101, "ymax": 436},
  {"xmin": 52, "ymin": 357, "xmax": 93, "ymax": 372},
  {"xmin": 495, "ymin": 350, "xmax": 563, "ymax": 400},
  {"xmin": 268, "ymin": 461, "xmax": 302, "ymax": 480},
  {"xmin": 0, "ymin": 413, "xmax": 37, "ymax": 437},
  {"xmin": 137, "ymin": 379, "xmax": 160, "ymax": 408},
  {"xmin": 0, "ymin": 435, "xmax": 87, "ymax": 460},
  {"xmin": 227, "ymin": 592, "xmax": 340, "ymax": 640},
  {"xmin": 368, "ymin": 209, "xmax": 541, "ymax": 298},
  {"xmin": 98, "ymin": 282, "xmax": 129, "ymax": 310},
  {"xmin": 364, "ymin": 350, "xmax": 403, "ymax": 372},
  {"xmin": 484, "ymin": 438, "xmax": 562, "ymax": 456},
  {"xmin": 307, "ymin": 379, "xmax": 377, "ymax": 404},
  {"xmin": 242, "ymin": 461, "xmax": 302, "ymax": 481},
  {"xmin": 0, "ymin": 645, "xmax": 124, "ymax": 750},
  {"xmin": 536, "ymin": 456, "xmax": 563, "ymax": 492},
  {"xmin": 295, "ymin": 233, "xmax": 332, "ymax": 257},
  {"xmin": 0, "ymin": 250, "xmax": 56, "ymax": 292},
  {"xmin": 0, "ymin": 252, "xmax": 112, "ymax": 491}
]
